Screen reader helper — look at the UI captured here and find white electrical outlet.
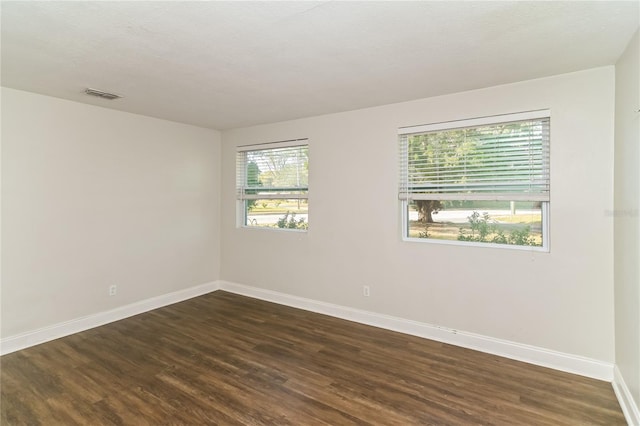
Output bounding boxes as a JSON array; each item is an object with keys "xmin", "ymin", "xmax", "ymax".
[
  {"xmin": 109, "ymin": 285, "xmax": 117, "ymax": 296},
  {"xmin": 363, "ymin": 285, "xmax": 370, "ymax": 297}
]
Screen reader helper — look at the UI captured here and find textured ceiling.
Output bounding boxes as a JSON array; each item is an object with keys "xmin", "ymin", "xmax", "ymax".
[{"xmin": 1, "ymin": 1, "xmax": 638, "ymax": 130}]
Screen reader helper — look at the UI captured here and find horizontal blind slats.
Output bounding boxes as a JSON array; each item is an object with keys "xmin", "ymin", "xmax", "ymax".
[
  {"xmin": 399, "ymin": 116, "xmax": 549, "ymax": 201},
  {"xmin": 237, "ymin": 144, "xmax": 309, "ymax": 201},
  {"xmin": 399, "ymin": 193, "xmax": 550, "ymax": 202}
]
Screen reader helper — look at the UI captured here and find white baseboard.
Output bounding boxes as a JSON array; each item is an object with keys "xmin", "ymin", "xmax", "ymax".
[
  {"xmin": 1, "ymin": 278, "xmax": 617, "ymax": 384},
  {"xmin": 2, "ymin": 279, "xmax": 627, "ymax": 417},
  {"xmin": 613, "ymin": 365, "xmax": 640, "ymax": 426},
  {"xmin": 218, "ymin": 280, "xmax": 614, "ymax": 382},
  {"xmin": 0, "ymin": 281, "xmax": 219, "ymax": 356}
]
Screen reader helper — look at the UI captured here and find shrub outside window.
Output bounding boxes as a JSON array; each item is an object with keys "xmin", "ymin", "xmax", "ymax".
[
  {"xmin": 236, "ymin": 140, "xmax": 309, "ymax": 230},
  {"xmin": 399, "ymin": 111, "xmax": 550, "ymax": 250}
]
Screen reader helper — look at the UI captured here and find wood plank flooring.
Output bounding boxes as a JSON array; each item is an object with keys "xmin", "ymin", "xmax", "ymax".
[{"xmin": 1, "ymin": 291, "xmax": 625, "ymax": 425}]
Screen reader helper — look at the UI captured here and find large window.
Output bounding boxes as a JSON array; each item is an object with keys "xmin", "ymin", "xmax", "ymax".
[
  {"xmin": 236, "ymin": 140, "xmax": 309, "ymax": 230},
  {"xmin": 399, "ymin": 111, "xmax": 550, "ymax": 250}
]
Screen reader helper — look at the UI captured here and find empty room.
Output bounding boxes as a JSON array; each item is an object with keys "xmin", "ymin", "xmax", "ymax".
[{"xmin": 1, "ymin": 1, "xmax": 639, "ymax": 425}]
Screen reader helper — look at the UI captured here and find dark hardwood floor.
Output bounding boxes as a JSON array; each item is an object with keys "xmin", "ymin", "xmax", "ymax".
[{"xmin": 1, "ymin": 291, "xmax": 625, "ymax": 425}]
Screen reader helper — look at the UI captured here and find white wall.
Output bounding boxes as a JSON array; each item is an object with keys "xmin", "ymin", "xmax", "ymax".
[
  {"xmin": 1, "ymin": 88, "xmax": 221, "ymax": 337},
  {"xmin": 614, "ymin": 30, "xmax": 640, "ymax": 412},
  {"xmin": 221, "ymin": 67, "xmax": 616, "ymax": 363}
]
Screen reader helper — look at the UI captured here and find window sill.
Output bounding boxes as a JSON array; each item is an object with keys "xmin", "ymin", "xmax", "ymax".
[{"xmin": 402, "ymin": 236, "xmax": 549, "ymax": 252}]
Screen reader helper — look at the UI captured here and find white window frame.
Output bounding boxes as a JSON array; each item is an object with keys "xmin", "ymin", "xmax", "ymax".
[
  {"xmin": 236, "ymin": 139, "xmax": 309, "ymax": 231},
  {"xmin": 398, "ymin": 110, "xmax": 550, "ymax": 251}
]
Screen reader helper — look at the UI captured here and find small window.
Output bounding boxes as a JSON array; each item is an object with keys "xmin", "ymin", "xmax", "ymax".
[
  {"xmin": 236, "ymin": 140, "xmax": 309, "ymax": 230},
  {"xmin": 399, "ymin": 111, "xmax": 550, "ymax": 250}
]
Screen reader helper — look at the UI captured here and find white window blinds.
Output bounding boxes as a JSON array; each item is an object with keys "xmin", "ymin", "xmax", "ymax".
[
  {"xmin": 236, "ymin": 140, "xmax": 309, "ymax": 201},
  {"xmin": 399, "ymin": 111, "xmax": 550, "ymax": 202}
]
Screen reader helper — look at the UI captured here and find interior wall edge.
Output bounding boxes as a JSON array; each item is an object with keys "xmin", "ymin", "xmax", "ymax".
[{"xmin": 613, "ymin": 365, "xmax": 640, "ymax": 426}]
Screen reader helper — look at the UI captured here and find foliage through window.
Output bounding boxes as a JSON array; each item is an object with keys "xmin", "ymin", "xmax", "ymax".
[
  {"xmin": 236, "ymin": 140, "xmax": 309, "ymax": 230},
  {"xmin": 399, "ymin": 111, "xmax": 550, "ymax": 250}
]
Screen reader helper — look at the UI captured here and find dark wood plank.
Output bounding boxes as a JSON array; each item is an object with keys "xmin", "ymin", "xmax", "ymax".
[{"xmin": 0, "ymin": 291, "xmax": 625, "ymax": 425}]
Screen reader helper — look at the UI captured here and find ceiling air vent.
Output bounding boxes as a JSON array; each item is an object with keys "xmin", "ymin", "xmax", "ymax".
[{"xmin": 84, "ymin": 88, "xmax": 122, "ymax": 100}]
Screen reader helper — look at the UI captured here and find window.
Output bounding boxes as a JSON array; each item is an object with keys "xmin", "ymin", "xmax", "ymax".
[
  {"xmin": 399, "ymin": 110, "xmax": 550, "ymax": 250},
  {"xmin": 236, "ymin": 140, "xmax": 309, "ymax": 230}
]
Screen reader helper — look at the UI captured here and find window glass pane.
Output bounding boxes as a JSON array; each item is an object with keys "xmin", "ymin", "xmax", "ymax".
[
  {"xmin": 237, "ymin": 141, "xmax": 309, "ymax": 231},
  {"xmin": 407, "ymin": 200, "xmax": 543, "ymax": 247},
  {"xmin": 399, "ymin": 112, "xmax": 549, "ymax": 250},
  {"xmin": 245, "ymin": 199, "xmax": 308, "ymax": 230}
]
